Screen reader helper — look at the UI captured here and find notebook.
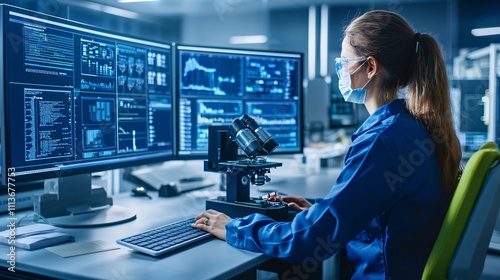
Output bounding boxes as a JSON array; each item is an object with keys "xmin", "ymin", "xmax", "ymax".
[{"xmin": 0, "ymin": 224, "xmax": 74, "ymax": 250}]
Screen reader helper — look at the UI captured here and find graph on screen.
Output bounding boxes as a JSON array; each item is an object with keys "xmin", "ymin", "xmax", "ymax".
[{"xmin": 176, "ymin": 45, "xmax": 303, "ymax": 157}]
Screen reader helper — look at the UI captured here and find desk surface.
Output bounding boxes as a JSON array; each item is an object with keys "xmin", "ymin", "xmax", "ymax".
[
  {"xmin": 1, "ymin": 189, "xmax": 269, "ymax": 280},
  {"xmin": 1, "ymin": 164, "xmax": 499, "ymax": 279},
  {"xmin": 0, "ymin": 165, "xmax": 338, "ymax": 280}
]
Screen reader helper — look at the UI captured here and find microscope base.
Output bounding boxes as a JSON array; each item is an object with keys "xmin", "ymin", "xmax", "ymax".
[{"xmin": 206, "ymin": 197, "xmax": 289, "ymax": 221}]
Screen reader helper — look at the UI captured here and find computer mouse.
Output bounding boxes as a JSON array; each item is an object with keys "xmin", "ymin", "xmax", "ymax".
[
  {"xmin": 132, "ymin": 186, "xmax": 152, "ymax": 199},
  {"xmin": 159, "ymin": 182, "xmax": 180, "ymax": 197}
]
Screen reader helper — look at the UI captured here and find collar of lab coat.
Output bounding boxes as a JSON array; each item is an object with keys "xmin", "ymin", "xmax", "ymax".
[{"xmin": 351, "ymin": 99, "xmax": 409, "ymax": 142}]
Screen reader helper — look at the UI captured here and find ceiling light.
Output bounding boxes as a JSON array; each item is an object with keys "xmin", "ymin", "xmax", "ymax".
[
  {"xmin": 229, "ymin": 35, "xmax": 268, "ymax": 45},
  {"xmin": 117, "ymin": 0, "xmax": 159, "ymax": 3},
  {"xmin": 471, "ymin": 27, "xmax": 500, "ymax": 37},
  {"xmin": 308, "ymin": 5, "xmax": 316, "ymax": 80},
  {"xmin": 102, "ymin": 6, "xmax": 140, "ymax": 19},
  {"xmin": 319, "ymin": 4, "xmax": 328, "ymax": 77}
]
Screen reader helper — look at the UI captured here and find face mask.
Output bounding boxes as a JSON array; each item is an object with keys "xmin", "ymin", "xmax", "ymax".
[{"xmin": 335, "ymin": 57, "xmax": 371, "ymax": 104}]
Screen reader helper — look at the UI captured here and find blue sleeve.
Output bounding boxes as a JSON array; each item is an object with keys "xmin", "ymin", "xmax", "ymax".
[{"xmin": 225, "ymin": 133, "xmax": 407, "ymax": 263}]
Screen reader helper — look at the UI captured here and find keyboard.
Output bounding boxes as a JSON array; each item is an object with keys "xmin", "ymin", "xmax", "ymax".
[{"xmin": 116, "ymin": 218, "xmax": 211, "ymax": 257}]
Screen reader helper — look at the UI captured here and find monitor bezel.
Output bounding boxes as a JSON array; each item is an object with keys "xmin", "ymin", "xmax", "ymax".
[
  {"xmin": 0, "ymin": 4, "xmax": 175, "ymax": 184},
  {"xmin": 173, "ymin": 43, "xmax": 304, "ymax": 160}
]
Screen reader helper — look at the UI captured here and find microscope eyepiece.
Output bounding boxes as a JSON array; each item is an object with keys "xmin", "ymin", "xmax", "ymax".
[
  {"xmin": 241, "ymin": 115, "xmax": 279, "ymax": 154},
  {"xmin": 229, "ymin": 119, "xmax": 262, "ymax": 159}
]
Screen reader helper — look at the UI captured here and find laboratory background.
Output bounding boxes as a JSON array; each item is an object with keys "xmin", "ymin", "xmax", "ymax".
[{"xmin": 0, "ymin": 0, "xmax": 499, "ymax": 279}]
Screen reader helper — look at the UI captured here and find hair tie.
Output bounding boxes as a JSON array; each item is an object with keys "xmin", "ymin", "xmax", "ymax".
[{"xmin": 414, "ymin": 32, "xmax": 421, "ymax": 53}]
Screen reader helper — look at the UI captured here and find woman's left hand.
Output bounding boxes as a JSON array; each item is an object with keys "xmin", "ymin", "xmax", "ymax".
[{"xmin": 192, "ymin": 209, "xmax": 232, "ymax": 241}]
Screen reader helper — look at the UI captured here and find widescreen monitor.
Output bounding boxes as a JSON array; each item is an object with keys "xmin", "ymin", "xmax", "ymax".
[
  {"xmin": 0, "ymin": 5, "xmax": 174, "ymax": 226},
  {"xmin": 175, "ymin": 45, "xmax": 303, "ymax": 158}
]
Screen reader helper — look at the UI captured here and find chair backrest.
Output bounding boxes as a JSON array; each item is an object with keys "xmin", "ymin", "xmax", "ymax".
[
  {"xmin": 421, "ymin": 142, "xmax": 500, "ymax": 280},
  {"xmin": 497, "ymin": 207, "xmax": 500, "ymax": 232},
  {"xmin": 448, "ymin": 161, "xmax": 500, "ymax": 279}
]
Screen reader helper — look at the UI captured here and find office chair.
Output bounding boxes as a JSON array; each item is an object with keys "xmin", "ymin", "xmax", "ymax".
[
  {"xmin": 449, "ymin": 158, "xmax": 500, "ymax": 279},
  {"xmin": 422, "ymin": 141, "xmax": 500, "ymax": 280}
]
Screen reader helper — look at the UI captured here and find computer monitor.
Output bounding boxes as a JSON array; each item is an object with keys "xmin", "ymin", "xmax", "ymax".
[
  {"xmin": 0, "ymin": 5, "xmax": 174, "ymax": 226},
  {"xmin": 175, "ymin": 45, "xmax": 303, "ymax": 158},
  {"xmin": 452, "ymin": 79, "xmax": 489, "ymax": 155}
]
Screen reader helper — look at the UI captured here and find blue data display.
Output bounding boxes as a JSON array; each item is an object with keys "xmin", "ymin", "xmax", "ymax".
[
  {"xmin": 180, "ymin": 53, "xmax": 243, "ymax": 97},
  {"xmin": 177, "ymin": 46, "xmax": 303, "ymax": 156},
  {"xmin": 3, "ymin": 6, "xmax": 174, "ymax": 180}
]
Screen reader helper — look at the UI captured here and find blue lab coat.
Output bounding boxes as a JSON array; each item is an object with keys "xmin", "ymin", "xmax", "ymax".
[{"xmin": 225, "ymin": 99, "xmax": 450, "ymax": 279}]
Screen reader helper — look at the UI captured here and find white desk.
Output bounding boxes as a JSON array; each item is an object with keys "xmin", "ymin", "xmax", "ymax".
[
  {"xmin": 0, "ymin": 163, "xmax": 338, "ymax": 280},
  {"xmin": 0, "ymin": 188, "xmax": 272, "ymax": 279}
]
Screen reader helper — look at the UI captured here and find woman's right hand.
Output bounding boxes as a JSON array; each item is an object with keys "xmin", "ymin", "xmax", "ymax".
[{"xmin": 282, "ymin": 195, "xmax": 313, "ymax": 212}]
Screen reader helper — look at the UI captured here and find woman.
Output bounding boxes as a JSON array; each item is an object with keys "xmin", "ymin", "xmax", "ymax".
[{"xmin": 193, "ymin": 10, "xmax": 462, "ymax": 279}]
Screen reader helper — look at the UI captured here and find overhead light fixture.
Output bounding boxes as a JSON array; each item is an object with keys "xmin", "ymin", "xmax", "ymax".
[
  {"xmin": 471, "ymin": 27, "xmax": 500, "ymax": 37},
  {"xmin": 308, "ymin": 5, "xmax": 316, "ymax": 80},
  {"xmin": 319, "ymin": 4, "xmax": 329, "ymax": 77},
  {"xmin": 117, "ymin": 0, "xmax": 159, "ymax": 3},
  {"xmin": 58, "ymin": 0, "xmax": 142, "ymax": 20},
  {"xmin": 102, "ymin": 6, "xmax": 140, "ymax": 19},
  {"xmin": 229, "ymin": 35, "xmax": 268, "ymax": 45}
]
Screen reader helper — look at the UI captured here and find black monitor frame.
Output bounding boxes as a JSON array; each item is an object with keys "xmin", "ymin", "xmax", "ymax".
[
  {"xmin": 0, "ymin": 4, "xmax": 175, "ymax": 186},
  {"xmin": 0, "ymin": 4, "xmax": 175, "ymax": 226},
  {"xmin": 174, "ymin": 44, "xmax": 304, "ymax": 159}
]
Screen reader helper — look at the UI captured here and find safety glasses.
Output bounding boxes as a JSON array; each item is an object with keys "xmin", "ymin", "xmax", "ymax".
[{"xmin": 334, "ymin": 57, "xmax": 366, "ymax": 79}]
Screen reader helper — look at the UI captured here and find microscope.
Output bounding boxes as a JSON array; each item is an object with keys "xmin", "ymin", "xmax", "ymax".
[{"xmin": 204, "ymin": 115, "xmax": 288, "ymax": 221}]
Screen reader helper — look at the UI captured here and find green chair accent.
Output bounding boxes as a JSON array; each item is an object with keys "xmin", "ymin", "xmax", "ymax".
[
  {"xmin": 449, "ymin": 157, "xmax": 500, "ymax": 279},
  {"xmin": 422, "ymin": 142, "xmax": 500, "ymax": 280}
]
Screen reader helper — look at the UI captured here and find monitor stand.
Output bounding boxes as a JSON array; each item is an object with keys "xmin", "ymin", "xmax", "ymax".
[{"xmin": 33, "ymin": 174, "xmax": 136, "ymax": 228}]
